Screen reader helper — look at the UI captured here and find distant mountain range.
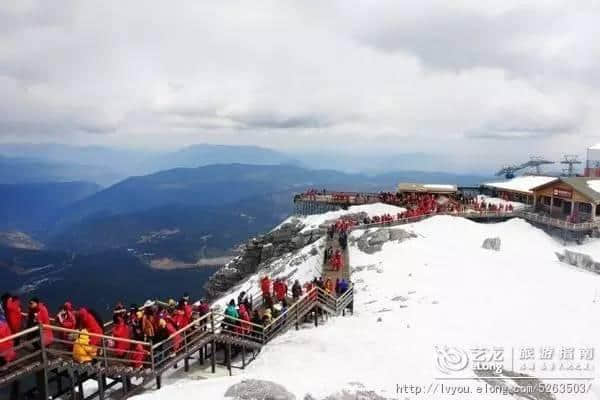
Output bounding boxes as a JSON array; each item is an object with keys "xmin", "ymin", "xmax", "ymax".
[
  {"xmin": 0, "ymin": 144, "xmax": 490, "ymax": 310},
  {"xmin": 0, "ymin": 142, "xmax": 483, "ymax": 186},
  {"xmin": 0, "ymin": 181, "xmax": 101, "ymax": 233},
  {"xmin": 0, "ymin": 155, "xmax": 122, "ymax": 186},
  {"xmin": 45, "ymin": 164, "xmax": 397, "ymax": 258},
  {"xmin": 0, "ymin": 143, "xmax": 299, "ymax": 185},
  {"xmin": 0, "ymin": 161, "xmax": 488, "ymax": 260}
]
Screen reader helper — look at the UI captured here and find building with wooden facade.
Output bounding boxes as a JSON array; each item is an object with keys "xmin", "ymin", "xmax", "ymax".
[{"xmin": 531, "ymin": 177, "xmax": 600, "ymax": 222}]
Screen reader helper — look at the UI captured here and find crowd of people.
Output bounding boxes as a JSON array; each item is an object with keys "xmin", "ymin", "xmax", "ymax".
[
  {"xmin": 324, "ymin": 247, "xmax": 344, "ymax": 271},
  {"xmin": 1, "ymin": 273, "xmax": 355, "ymax": 370},
  {"xmin": 0, "ymin": 293, "xmax": 212, "ymax": 369},
  {"xmin": 220, "ymin": 273, "xmax": 352, "ymax": 341},
  {"xmin": 1, "ymin": 296, "xmax": 52, "ymax": 367},
  {"xmin": 327, "ymin": 220, "xmax": 350, "ymax": 248},
  {"xmin": 299, "ymin": 189, "xmax": 518, "ymax": 218}
]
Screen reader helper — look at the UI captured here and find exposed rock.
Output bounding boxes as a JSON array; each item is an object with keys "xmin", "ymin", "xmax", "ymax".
[
  {"xmin": 260, "ymin": 243, "xmax": 274, "ymax": 261},
  {"xmin": 556, "ymin": 249, "xmax": 600, "ymax": 273},
  {"xmin": 354, "ymin": 228, "xmax": 416, "ymax": 254},
  {"xmin": 482, "ymin": 237, "xmax": 501, "ymax": 251},
  {"xmin": 204, "ymin": 218, "xmax": 322, "ymax": 300},
  {"xmin": 315, "ymin": 391, "xmax": 390, "ymax": 400},
  {"xmin": 225, "ymin": 379, "xmax": 295, "ymax": 400}
]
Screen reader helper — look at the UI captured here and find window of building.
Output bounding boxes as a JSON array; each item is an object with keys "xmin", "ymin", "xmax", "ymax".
[{"xmin": 554, "ymin": 198, "xmax": 563, "ymax": 207}]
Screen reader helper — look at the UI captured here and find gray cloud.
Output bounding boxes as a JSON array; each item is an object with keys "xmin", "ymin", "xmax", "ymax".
[
  {"xmin": 352, "ymin": 2, "xmax": 600, "ymax": 83},
  {"xmin": 466, "ymin": 106, "xmax": 581, "ymax": 140},
  {"xmin": 0, "ymin": 1, "xmax": 598, "ymax": 169}
]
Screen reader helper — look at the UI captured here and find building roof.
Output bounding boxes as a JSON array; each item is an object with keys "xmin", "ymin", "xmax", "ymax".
[
  {"xmin": 531, "ymin": 177, "xmax": 600, "ymax": 204},
  {"xmin": 396, "ymin": 183, "xmax": 457, "ymax": 194},
  {"xmin": 482, "ymin": 175, "xmax": 557, "ymax": 195}
]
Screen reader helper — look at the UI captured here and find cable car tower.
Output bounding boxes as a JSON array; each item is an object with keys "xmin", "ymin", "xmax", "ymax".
[
  {"xmin": 561, "ymin": 155, "xmax": 582, "ymax": 177},
  {"xmin": 520, "ymin": 156, "xmax": 555, "ymax": 175}
]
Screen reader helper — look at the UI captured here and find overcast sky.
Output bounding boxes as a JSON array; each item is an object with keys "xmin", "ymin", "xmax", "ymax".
[{"xmin": 1, "ymin": 1, "xmax": 599, "ymax": 169}]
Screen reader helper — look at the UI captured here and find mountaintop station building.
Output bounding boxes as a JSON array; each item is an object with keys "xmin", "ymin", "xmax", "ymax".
[
  {"xmin": 531, "ymin": 177, "xmax": 600, "ymax": 222},
  {"xmin": 481, "ymin": 175, "xmax": 556, "ymax": 204}
]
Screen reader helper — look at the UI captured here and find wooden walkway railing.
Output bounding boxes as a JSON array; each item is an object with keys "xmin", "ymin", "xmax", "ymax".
[{"xmin": 0, "ymin": 286, "xmax": 354, "ymax": 400}]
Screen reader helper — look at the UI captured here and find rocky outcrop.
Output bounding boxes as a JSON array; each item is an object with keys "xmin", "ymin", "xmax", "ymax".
[
  {"xmin": 315, "ymin": 391, "xmax": 389, "ymax": 400},
  {"xmin": 556, "ymin": 249, "xmax": 600, "ymax": 273},
  {"xmin": 204, "ymin": 218, "xmax": 322, "ymax": 300},
  {"xmin": 482, "ymin": 237, "xmax": 501, "ymax": 251},
  {"xmin": 352, "ymin": 228, "xmax": 416, "ymax": 254},
  {"xmin": 225, "ymin": 379, "xmax": 295, "ymax": 400}
]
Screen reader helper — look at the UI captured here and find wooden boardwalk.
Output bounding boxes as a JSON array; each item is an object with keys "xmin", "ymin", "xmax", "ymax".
[{"xmin": 322, "ymin": 231, "xmax": 350, "ymax": 283}]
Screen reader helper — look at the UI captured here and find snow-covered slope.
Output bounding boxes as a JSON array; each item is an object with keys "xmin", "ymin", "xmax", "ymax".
[{"xmin": 137, "ymin": 206, "xmax": 600, "ymax": 400}]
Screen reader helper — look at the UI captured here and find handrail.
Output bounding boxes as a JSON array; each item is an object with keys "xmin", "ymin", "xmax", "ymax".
[
  {"xmin": 0, "ymin": 326, "xmax": 39, "ymax": 345},
  {"xmin": 45, "ymin": 324, "xmax": 151, "ymax": 347},
  {"xmin": 213, "ymin": 313, "xmax": 264, "ymax": 331},
  {"xmin": 336, "ymin": 285, "xmax": 353, "ymax": 305},
  {"xmin": 151, "ymin": 312, "xmax": 212, "ymax": 350},
  {"xmin": 0, "ymin": 285, "xmax": 355, "ymax": 386},
  {"xmin": 263, "ymin": 287, "xmax": 316, "ymax": 332},
  {"xmin": 299, "ymin": 194, "xmax": 600, "ymax": 232},
  {"xmin": 263, "ymin": 293, "xmax": 317, "ymax": 343}
]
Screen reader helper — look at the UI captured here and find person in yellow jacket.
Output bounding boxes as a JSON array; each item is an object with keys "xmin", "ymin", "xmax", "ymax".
[
  {"xmin": 324, "ymin": 278, "xmax": 334, "ymax": 295},
  {"xmin": 73, "ymin": 329, "xmax": 97, "ymax": 363}
]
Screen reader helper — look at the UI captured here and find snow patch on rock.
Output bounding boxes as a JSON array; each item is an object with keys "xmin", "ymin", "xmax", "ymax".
[
  {"xmin": 352, "ymin": 228, "xmax": 417, "ymax": 254},
  {"xmin": 555, "ymin": 249, "xmax": 600, "ymax": 273},
  {"xmin": 224, "ymin": 379, "xmax": 295, "ymax": 400}
]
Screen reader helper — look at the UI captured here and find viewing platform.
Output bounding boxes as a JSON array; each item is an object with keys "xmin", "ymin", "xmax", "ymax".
[{"xmin": 294, "ymin": 190, "xmax": 600, "ymax": 238}]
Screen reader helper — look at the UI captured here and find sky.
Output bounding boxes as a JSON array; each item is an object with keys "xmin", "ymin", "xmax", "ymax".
[{"xmin": 1, "ymin": 1, "xmax": 600, "ymax": 170}]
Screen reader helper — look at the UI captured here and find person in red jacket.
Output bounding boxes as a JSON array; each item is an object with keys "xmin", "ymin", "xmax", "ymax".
[
  {"xmin": 0, "ymin": 314, "xmax": 16, "ymax": 366},
  {"xmin": 28, "ymin": 298, "xmax": 53, "ymax": 347},
  {"xmin": 56, "ymin": 301, "xmax": 77, "ymax": 349},
  {"xmin": 128, "ymin": 322, "xmax": 147, "ymax": 369},
  {"xmin": 5, "ymin": 295, "xmax": 22, "ymax": 335},
  {"xmin": 78, "ymin": 308, "xmax": 103, "ymax": 346},
  {"xmin": 273, "ymin": 279, "xmax": 287, "ymax": 302},
  {"xmin": 111, "ymin": 314, "xmax": 131, "ymax": 358},
  {"xmin": 181, "ymin": 294, "xmax": 193, "ymax": 322},
  {"xmin": 237, "ymin": 303, "xmax": 251, "ymax": 336},
  {"xmin": 57, "ymin": 302, "xmax": 76, "ymax": 331},
  {"xmin": 172, "ymin": 301, "xmax": 189, "ymax": 330},
  {"xmin": 157, "ymin": 318, "xmax": 180, "ymax": 354},
  {"xmin": 260, "ymin": 276, "xmax": 272, "ymax": 298}
]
